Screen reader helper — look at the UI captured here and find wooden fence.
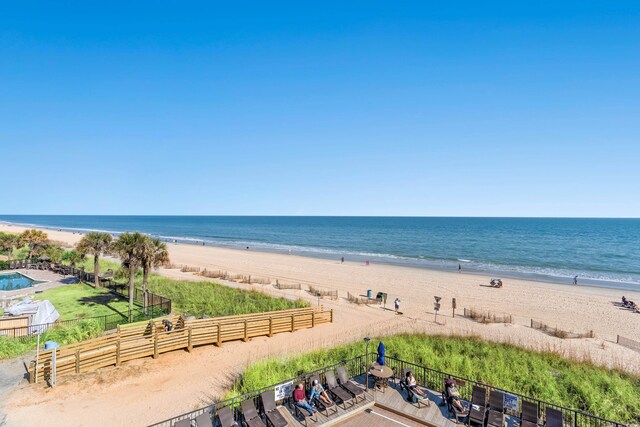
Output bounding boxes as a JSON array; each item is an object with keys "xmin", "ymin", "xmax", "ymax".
[
  {"xmin": 617, "ymin": 335, "xmax": 640, "ymax": 353},
  {"xmin": 273, "ymin": 281, "xmax": 302, "ymax": 290},
  {"xmin": 29, "ymin": 306, "xmax": 333, "ymax": 384},
  {"xmin": 308, "ymin": 286, "xmax": 338, "ymax": 300},
  {"xmin": 531, "ymin": 319, "xmax": 594, "ymax": 339},
  {"xmin": 463, "ymin": 308, "xmax": 513, "ymax": 324}
]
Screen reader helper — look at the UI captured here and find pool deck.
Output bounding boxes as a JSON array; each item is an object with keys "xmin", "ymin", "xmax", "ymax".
[{"xmin": 0, "ymin": 269, "xmax": 77, "ymax": 307}]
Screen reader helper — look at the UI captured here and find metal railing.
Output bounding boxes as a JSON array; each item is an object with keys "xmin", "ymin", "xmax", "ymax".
[
  {"xmin": 148, "ymin": 355, "xmax": 367, "ymax": 427},
  {"xmin": 381, "ymin": 354, "xmax": 629, "ymax": 427},
  {"xmin": 148, "ymin": 353, "xmax": 630, "ymax": 427}
]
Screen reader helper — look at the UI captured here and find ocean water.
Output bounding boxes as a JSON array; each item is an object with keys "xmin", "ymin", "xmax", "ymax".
[{"xmin": 1, "ymin": 215, "xmax": 639, "ymax": 291}]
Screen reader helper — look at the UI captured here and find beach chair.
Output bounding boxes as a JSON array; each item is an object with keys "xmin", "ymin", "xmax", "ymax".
[
  {"xmin": 441, "ymin": 380, "xmax": 468, "ymax": 424},
  {"xmin": 195, "ymin": 412, "xmax": 213, "ymax": 427},
  {"xmin": 336, "ymin": 365, "xmax": 366, "ymax": 402},
  {"xmin": 241, "ymin": 399, "xmax": 267, "ymax": 427},
  {"xmin": 545, "ymin": 408, "xmax": 563, "ymax": 427},
  {"xmin": 260, "ymin": 390, "xmax": 288, "ymax": 427},
  {"xmin": 398, "ymin": 368, "xmax": 430, "ymax": 408},
  {"xmin": 487, "ymin": 390, "xmax": 505, "ymax": 427},
  {"xmin": 325, "ymin": 370, "xmax": 354, "ymax": 409},
  {"xmin": 520, "ymin": 400, "xmax": 539, "ymax": 427},
  {"xmin": 216, "ymin": 405, "xmax": 237, "ymax": 427},
  {"xmin": 173, "ymin": 419, "xmax": 191, "ymax": 427},
  {"xmin": 468, "ymin": 386, "xmax": 488, "ymax": 427},
  {"xmin": 308, "ymin": 375, "xmax": 337, "ymax": 417},
  {"xmin": 291, "ymin": 390, "xmax": 317, "ymax": 426}
]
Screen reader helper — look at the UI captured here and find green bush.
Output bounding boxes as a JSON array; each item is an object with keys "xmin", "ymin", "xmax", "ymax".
[{"xmin": 231, "ymin": 334, "xmax": 640, "ymax": 423}]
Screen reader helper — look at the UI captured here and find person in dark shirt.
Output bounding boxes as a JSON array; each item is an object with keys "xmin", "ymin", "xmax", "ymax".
[{"xmin": 293, "ymin": 383, "xmax": 316, "ymax": 416}]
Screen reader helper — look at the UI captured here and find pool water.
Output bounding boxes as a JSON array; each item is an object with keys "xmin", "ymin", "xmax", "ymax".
[{"xmin": 0, "ymin": 273, "xmax": 43, "ymax": 291}]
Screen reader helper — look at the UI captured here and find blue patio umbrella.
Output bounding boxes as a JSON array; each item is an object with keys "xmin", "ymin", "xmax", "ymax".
[{"xmin": 376, "ymin": 341, "xmax": 386, "ymax": 366}]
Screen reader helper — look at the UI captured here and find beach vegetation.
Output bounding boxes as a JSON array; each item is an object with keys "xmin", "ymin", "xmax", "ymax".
[
  {"xmin": 0, "ymin": 319, "xmax": 103, "ymax": 359},
  {"xmin": 20, "ymin": 229, "xmax": 49, "ymax": 259},
  {"xmin": 0, "ymin": 232, "xmax": 22, "ymax": 261},
  {"xmin": 60, "ymin": 249, "xmax": 86, "ymax": 268},
  {"xmin": 230, "ymin": 334, "xmax": 640, "ymax": 423},
  {"xmin": 75, "ymin": 232, "xmax": 113, "ymax": 288}
]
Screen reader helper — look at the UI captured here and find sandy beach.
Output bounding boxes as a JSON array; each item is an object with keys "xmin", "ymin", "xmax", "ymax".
[{"xmin": 1, "ymin": 223, "xmax": 639, "ymax": 427}]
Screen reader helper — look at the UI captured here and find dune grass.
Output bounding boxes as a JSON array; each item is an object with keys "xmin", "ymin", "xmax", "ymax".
[
  {"xmin": 230, "ymin": 334, "xmax": 640, "ymax": 423},
  {"xmin": 0, "ymin": 319, "xmax": 103, "ymax": 359},
  {"xmin": 145, "ymin": 275, "xmax": 308, "ymax": 317}
]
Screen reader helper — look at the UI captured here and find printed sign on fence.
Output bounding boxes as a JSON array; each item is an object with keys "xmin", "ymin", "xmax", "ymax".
[
  {"xmin": 274, "ymin": 381, "xmax": 293, "ymax": 401},
  {"xmin": 504, "ymin": 393, "xmax": 518, "ymax": 411}
]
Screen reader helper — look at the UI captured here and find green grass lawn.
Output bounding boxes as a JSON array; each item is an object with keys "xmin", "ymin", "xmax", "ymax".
[
  {"xmin": 33, "ymin": 282, "xmax": 133, "ymax": 320},
  {"xmin": 230, "ymin": 334, "xmax": 640, "ymax": 423}
]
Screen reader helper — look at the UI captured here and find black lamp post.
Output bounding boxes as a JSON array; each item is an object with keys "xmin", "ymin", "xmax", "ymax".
[{"xmin": 363, "ymin": 337, "xmax": 371, "ymax": 390}]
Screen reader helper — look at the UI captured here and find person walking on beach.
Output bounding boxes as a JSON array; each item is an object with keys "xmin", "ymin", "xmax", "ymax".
[
  {"xmin": 573, "ymin": 275, "xmax": 578, "ymax": 285},
  {"xmin": 394, "ymin": 298, "xmax": 400, "ymax": 314},
  {"xmin": 341, "ymin": 257, "xmax": 344, "ymax": 264},
  {"xmin": 458, "ymin": 264, "xmax": 461, "ymax": 273}
]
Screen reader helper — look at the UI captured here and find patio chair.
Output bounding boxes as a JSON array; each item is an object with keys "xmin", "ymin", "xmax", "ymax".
[
  {"xmin": 468, "ymin": 386, "xmax": 488, "ymax": 427},
  {"xmin": 336, "ymin": 365, "xmax": 366, "ymax": 402},
  {"xmin": 487, "ymin": 390, "xmax": 505, "ymax": 427},
  {"xmin": 291, "ymin": 391, "xmax": 317, "ymax": 427},
  {"xmin": 308, "ymin": 375, "xmax": 337, "ymax": 418},
  {"xmin": 216, "ymin": 405, "xmax": 238, "ymax": 427},
  {"xmin": 325, "ymin": 370, "xmax": 354, "ymax": 409},
  {"xmin": 173, "ymin": 419, "xmax": 191, "ymax": 427},
  {"xmin": 399, "ymin": 368, "xmax": 429, "ymax": 408},
  {"xmin": 195, "ymin": 412, "xmax": 213, "ymax": 427},
  {"xmin": 441, "ymin": 380, "xmax": 468, "ymax": 424},
  {"xmin": 545, "ymin": 408, "xmax": 563, "ymax": 427},
  {"xmin": 520, "ymin": 400, "xmax": 539, "ymax": 427},
  {"xmin": 260, "ymin": 390, "xmax": 288, "ymax": 427},
  {"xmin": 241, "ymin": 399, "xmax": 267, "ymax": 427},
  {"xmin": 9, "ymin": 262, "xmax": 16, "ymax": 269}
]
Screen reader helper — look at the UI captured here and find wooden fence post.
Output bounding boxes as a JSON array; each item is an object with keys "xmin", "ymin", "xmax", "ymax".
[
  {"xmin": 242, "ymin": 320, "xmax": 248, "ymax": 342},
  {"xmin": 187, "ymin": 327, "xmax": 193, "ymax": 352},
  {"xmin": 116, "ymin": 340, "xmax": 121, "ymax": 366},
  {"xmin": 214, "ymin": 323, "xmax": 222, "ymax": 347},
  {"xmin": 330, "ymin": 309, "xmax": 334, "ymax": 323},
  {"xmin": 291, "ymin": 314, "xmax": 295, "ymax": 332},
  {"xmin": 268, "ymin": 317, "xmax": 273, "ymax": 337},
  {"xmin": 153, "ymin": 330, "xmax": 159, "ymax": 359},
  {"xmin": 75, "ymin": 350, "xmax": 80, "ymax": 374},
  {"xmin": 311, "ymin": 312, "xmax": 315, "ymax": 328}
]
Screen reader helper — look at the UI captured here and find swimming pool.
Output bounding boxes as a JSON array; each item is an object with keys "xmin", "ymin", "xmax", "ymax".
[{"xmin": 0, "ymin": 272, "xmax": 43, "ymax": 291}]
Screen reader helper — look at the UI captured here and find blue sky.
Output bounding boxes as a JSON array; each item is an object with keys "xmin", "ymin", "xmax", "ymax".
[{"xmin": 1, "ymin": 1, "xmax": 638, "ymax": 217}]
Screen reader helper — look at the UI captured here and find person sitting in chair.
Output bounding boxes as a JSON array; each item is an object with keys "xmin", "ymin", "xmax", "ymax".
[
  {"xmin": 406, "ymin": 371, "xmax": 427, "ymax": 398},
  {"xmin": 622, "ymin": 296, "xmax": 629, "ymax": 306},
  {"xmin": 308, "ymin": 379, "xmax": 332, "ymax": 406},
  {"xmin": 293, "ymin": 383, "xmax": 316, "ymax": 416},
  {"xmin": 162, "ymin": 319, "xmax": 173, "ymax": 332},
  {"xmin": 445, "ymin": 379, "xmax": 467, "ymax": 413}
]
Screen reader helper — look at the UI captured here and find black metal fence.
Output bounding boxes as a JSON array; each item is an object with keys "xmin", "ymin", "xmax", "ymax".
[
  {"xmin": 147, "ymin": 355, "xmax": 367, "ymax": 427},
  {"xmin": 148, "ymin": 353, "xmax": 630, "ymax": 427}
]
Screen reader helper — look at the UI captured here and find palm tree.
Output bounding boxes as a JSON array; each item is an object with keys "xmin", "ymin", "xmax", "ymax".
[
  {"xmin": 20, "ymin": 229, "xmax": 49, "ymax": 260},
  {"xmin": 112, "ymin": 232, "xmax": 147, "ymax": 318},
  {"xmin": 76, "ymin": 232, "xmax": 113, "ymax": 288},
  {"xmin": 139, "ymin": 237, "xmax": 170, "ymax": 309},
  {"xmin": 0, "ymin": 233, "xmax": 21, "ymax": 262}
]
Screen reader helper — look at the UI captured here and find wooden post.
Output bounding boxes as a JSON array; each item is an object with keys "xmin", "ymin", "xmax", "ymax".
[
  {"xmin": 75, "ymin": 350, "xmax": 80, "ymax": 374},
  {"xmin": 311, "ymin": 312, "xmax": 315, "ymax": 328},
  {"xmin": 330, "ymin": 309, "xmax": 334, "ymax": 323},
  {"xmin": 268, "ymin": 317, "xmax": 273, "ymax": 337},
  {"xmin": 153, "ymin": 330, "xmax": 159, "ymax": 359},
  {"xmin": 116, "ymin": 340, "xmax": 121, "ymax": 366},
  {"xmin": 291, "ymin": 313, "xmax": 295, "ymax": 332},
  {"xmin": 187, "ymin": 327, "xmax": 193, "ymax": 352},
  {"xmin": 242, "ymin": 320, "xmax": 248, "ymax": 342},
  {"xmin": 214, "ymin": 323, "xmax": 222, "ymax": 347}
]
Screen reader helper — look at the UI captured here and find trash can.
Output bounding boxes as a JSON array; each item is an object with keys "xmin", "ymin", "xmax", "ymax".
[
  {"xmin": 44, "ymin": 341, "xmax": 60, "ymax": 350},
  {"xmin": 367, "ymin": 290, "xmax": 372, "ymax": 298}
]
